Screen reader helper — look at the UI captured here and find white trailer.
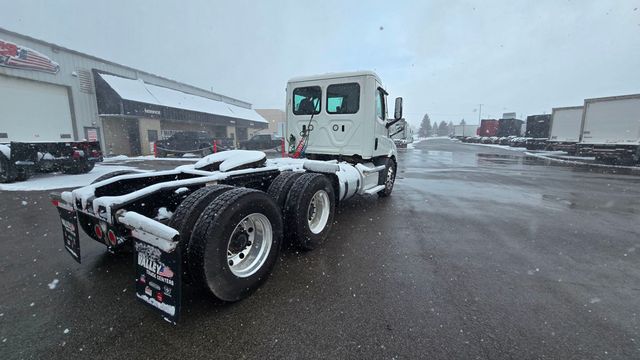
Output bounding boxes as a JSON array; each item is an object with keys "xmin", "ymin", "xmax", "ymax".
[
  {"xmin": 578, "ymin": 94, "xmax": 640, "ymax": 163},
  {"xmin": 454, "ymin": 124, "xmax": 479, "ymax": 138},
  {"xmin": 389, "ymin": 118, "xmax": 414, "ymax": 147},
  {"xmin": 547, "ymin": 106, "xmax": 584, "ymax": 154},
  {"xmin": 50, "ymin": 71, "xmax": 402, "ymax": 323}
]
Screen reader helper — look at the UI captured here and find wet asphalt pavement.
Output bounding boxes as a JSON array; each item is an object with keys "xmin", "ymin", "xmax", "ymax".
[{"xmin": 1, "ymin": 139, "xmax": 639, "ymax": 359}]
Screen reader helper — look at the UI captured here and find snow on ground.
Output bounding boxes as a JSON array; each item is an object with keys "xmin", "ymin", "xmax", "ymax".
[
  {"xmin": 0, "ymin": 164, "xmax": 145, "ymax": 191},
  {"xmin": 524, "ymin": 152, "xmax": 640, "ymax": 171},
  {"xmin": 103, "ymin": 155, "xmax": 198, "ymax": 163},
  {"xmin": 469, "ymin": 143, "xmax": 528, "ymax": 151}
]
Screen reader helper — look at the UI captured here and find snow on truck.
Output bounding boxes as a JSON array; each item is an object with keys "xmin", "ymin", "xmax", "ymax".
[
  {"xmin": 50, "ymin": 71, "xmax": 403, "ymax": 323},
  {"xmin": 578, "ymin": 94, "xmax": 640, "ymax": 164}
]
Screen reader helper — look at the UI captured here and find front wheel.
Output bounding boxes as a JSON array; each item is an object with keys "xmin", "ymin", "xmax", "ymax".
[{"xmin": 375, "ymin": 157, "xmax": 396, "ymax": 197}]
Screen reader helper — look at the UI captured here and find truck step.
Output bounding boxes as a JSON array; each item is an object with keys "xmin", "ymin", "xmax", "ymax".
[
  {"xmin": 363, "ymin": 185, "xmax": 385, "ymax": 195},
  {"xmin": 355, "ymin": 164, "xmax": 386, "ymax": 173}
]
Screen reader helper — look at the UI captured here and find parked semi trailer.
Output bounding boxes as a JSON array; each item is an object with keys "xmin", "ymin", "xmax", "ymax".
[
  {"xmin": 50, "ymin": 71, "xmax": 402, "ymax": 323},
  {"xmin": 524, "ymin": 114, "xmax": 552, "ymax": 150},
  {"xmin": 546, "ymin": 106, "xmax": 583, "ymax": 154},
  {"xmin": 477, "ymin": 119, "xmax": 499, "ymax": 137},
  {"xmin": 497, "ymin": 118, "xmax": 524, "ymax": 137},
  {"xmin": 0, "ymin": 141, "xmax": 102, "ymax": 183},
  {"xmin": 578, "ymin": 94, "xmax": 640, "ymax": 164},
  {"xmin": 454, "ymin": 124, "xmax": 479, "ymax": 138}
]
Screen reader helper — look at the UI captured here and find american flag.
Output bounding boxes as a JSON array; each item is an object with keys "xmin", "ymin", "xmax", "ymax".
[
  {"xmin": 158, "ymin": 265, "xmax": 174, "ymax": 278},
  {"xmin": 0, "ymin": 39, "xmax": 60, "ymax": 74}
]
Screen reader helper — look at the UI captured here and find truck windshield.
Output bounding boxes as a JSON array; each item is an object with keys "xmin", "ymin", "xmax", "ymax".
[{"xmin": 293, "ymin": 86, "xmax": 321, "ymax": 115}]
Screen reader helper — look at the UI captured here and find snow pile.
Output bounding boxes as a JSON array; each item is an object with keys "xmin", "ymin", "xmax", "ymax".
[
  {"xmin": 155, "ymin": 207, "xmax": 173, "ymax": 220},
  {"xmin": 0, "ymin": 165, "xmax": 144, "ymax": 191},
  {"xmin": 472, "ymin": 143, "xmax": 528, "ymax": 151},
  {"xmin": 103, "ymin": 155, "xmax": 198, "ymax": 163},
  {"xmin": 0, "ymin": 144, "xmax": 11, "ymax": 158},
  {"xmin": 47, "ymin": 279, "xmax": 60, "ymax": 290},
  {"xmin": 194, "ymin": 150, "xmax": 266, "ymax": 172}
]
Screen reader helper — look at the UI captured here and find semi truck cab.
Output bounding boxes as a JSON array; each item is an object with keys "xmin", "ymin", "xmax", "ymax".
[{"xmin": 286, "ymin": 71, "xmax": 402, "ymax": 162}]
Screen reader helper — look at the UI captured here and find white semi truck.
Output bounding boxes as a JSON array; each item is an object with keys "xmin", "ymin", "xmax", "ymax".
[
  {"xmin": 50, "ymin": 71, "xmax": 402, "ymax": 323},
  {"xmin": 389, "ymin": 118, "xmax": 414, "ymax": 148},
  {"xmin": 578, "ymin": 94, "xmax": 640, "ymax": 164},
  {"xmin": 546, "ymin": 106, "xmax": 584, "ymax": 154}
]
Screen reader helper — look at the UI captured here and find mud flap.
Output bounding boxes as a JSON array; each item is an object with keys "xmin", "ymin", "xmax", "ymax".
[
  {"xmin": 55, "ymin": 202, "xmax": 81, "ymax": 264},
  {"xmin": 133, "ymin": 229, "xmax": 182, "ymax": 324}
]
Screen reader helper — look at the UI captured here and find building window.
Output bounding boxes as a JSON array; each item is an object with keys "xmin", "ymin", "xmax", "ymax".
[{"xmin": 293, "ymin": 86, "xmax": 321, "ymax": 115}]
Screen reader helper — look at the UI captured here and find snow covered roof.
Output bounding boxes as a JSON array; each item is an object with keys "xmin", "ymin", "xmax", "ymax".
[{"xmin": 99, "ymin": 73, "xmax": 267, "ymax": 123}]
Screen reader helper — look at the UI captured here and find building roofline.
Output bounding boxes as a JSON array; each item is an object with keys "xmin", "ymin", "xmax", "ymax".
[{"xmin": 0, "ymin": 26, "xmax": 252, "ymax": 108}]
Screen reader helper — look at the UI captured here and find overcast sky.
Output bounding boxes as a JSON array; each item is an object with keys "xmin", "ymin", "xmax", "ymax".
[{"xmin": 2, "ymin": 0, "xmax": 639, "ymax": 127}]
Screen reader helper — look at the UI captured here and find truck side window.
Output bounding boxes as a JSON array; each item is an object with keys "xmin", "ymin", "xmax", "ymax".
[
  {"xmin": 327, "ymin": 83, "xmax": 360, "ymax": 114},
  {"xmin": 293, "ymin": 86, "xmax": 321, "ymax": 115},
  {"xmin": 376, "ymin": 88, "xmax": 385, "ymax": 120}
]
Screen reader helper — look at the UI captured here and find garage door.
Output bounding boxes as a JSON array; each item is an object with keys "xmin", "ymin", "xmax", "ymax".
[{"xmin": 0, "ymin": 75, "xmax": 74, "ymax": 142}]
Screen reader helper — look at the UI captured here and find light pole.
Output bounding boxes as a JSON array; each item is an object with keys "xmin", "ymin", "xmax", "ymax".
[{"xmin": 478, "ymin": 104, "xmax": 483, "ymax": 122}]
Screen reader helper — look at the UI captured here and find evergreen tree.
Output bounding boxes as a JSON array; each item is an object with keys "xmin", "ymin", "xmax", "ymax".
[
  {"xmin": 460, "ymin": 119, "xmax": 466, "ymax": 125},
  {"xmin": 418, "ymin": 113, "xmax": 432, "ymax": 137},
  {"xmin": 438, "ymin": 121, "xmax": 448, "ymax": 136}
]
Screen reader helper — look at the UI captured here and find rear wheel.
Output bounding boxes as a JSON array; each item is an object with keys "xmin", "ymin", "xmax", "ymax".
[
  {"xmin": 266, "ymin": 171, "xmax": 303, "ymax": 211},
  {"xmin": 168, "ymin": 185, "xmax": 234, "ymax": 280},
  {"xmin": 62, "ymin": 160, "xmax": 94, "ymax": 174},
  {"xmin": 0, "ymin": 153, "xmax": 13, "ymax": 183},
  {"xmin": 189, "ymin": 188, "xmax": 283, "ymax": 302},
  {"xmin": 284, "ymin": 173, "xmax": 335, "ymax": 250}
]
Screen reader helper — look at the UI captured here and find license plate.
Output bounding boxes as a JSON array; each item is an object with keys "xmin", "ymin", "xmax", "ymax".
[
  {"xmin": 56, "ymin": 204, "xmax": 81, "ymax": 263},
  {"xmin": 133, "ymin": 230, "xmax": 181, "ymax": 324}
]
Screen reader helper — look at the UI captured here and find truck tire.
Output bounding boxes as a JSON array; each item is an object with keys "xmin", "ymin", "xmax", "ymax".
[
  {"xmin": 374, "ymin": 157, "xmax": 396, "ymax": 198},
  {"xmin": 0, "ymin": 153, "xmax": 13, "ymax": 183},
  {"xmin": 62, "ymin": 160, "xmax": 94, "ymax": 174},
  {"xmin": 189, "ymin": 187, "xmax": 283, "ymax": 302},
  {"xmin": 168, "ymin": 184, "xmax": 234, "ymax": 280},
  {"xmin": 266, "ymin": 171, "xmax": 302, "ymax": 211},
  {"xmin": 284, "ymin": 173, "xmax": 335, "ymax": 250},
  {"xmin": 91, "ymin": 170, "xmax": 137, "ymax": 184}
]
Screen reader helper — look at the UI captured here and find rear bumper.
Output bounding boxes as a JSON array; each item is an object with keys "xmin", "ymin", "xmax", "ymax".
[{"xmin": 51, "ymin": 193, "xmax": 183, "ymax": 323}]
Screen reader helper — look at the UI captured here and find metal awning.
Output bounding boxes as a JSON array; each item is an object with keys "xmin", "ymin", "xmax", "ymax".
[{"xmin": 98, "ymin": 73, "xmax": 267, "ymax": 125}]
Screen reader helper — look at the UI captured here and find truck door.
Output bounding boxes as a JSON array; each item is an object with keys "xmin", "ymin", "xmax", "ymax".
[{"xmin": 323, "ymin": 82, "xmax": 362, "ymax": 152}]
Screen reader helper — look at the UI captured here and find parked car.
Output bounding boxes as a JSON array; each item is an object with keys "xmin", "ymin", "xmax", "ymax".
[
  {"xmin": 239, "ymin": 134, "xmax": 282, "ymax": 150},
  {"xmin": 155, "ymin": 131, "xmax": 232, "ymax": 157}
]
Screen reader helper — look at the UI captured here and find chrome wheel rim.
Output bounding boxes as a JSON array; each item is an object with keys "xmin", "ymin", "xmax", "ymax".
[
  {"xmin": 307, "ymin": 190, "xmax": 330, "ymax": 234},
  {"xmin": 385, "ymin": 166, "xmax": 395, "ymax": 191},
  {"xmin": 227, "ymin": 213, "xmax": 272, "ymax": 278}
]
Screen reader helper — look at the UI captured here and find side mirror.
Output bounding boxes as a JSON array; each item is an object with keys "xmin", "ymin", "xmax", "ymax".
[{"xmin": 394, "ymin": 97, "xmax": 403, "ymax": 120}]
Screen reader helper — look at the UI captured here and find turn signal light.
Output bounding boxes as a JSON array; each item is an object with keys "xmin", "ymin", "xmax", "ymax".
[
  {"xmin": 94, "ymin": 224, "xmax": 103, "ymax": 239},
  {"xmin": 107, "ymin": 230, "xmax": 117, "ymax": 246}
]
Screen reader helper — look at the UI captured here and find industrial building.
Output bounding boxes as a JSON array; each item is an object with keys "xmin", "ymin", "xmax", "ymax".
[{"xmin": 0, "ymin": 27, "xmax": 267, "ymax": 156}]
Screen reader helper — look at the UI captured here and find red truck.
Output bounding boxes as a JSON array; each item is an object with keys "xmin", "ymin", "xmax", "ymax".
[{"xmin": 478, "ymin": 119, "xmax": 499, "ymax": 137}]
